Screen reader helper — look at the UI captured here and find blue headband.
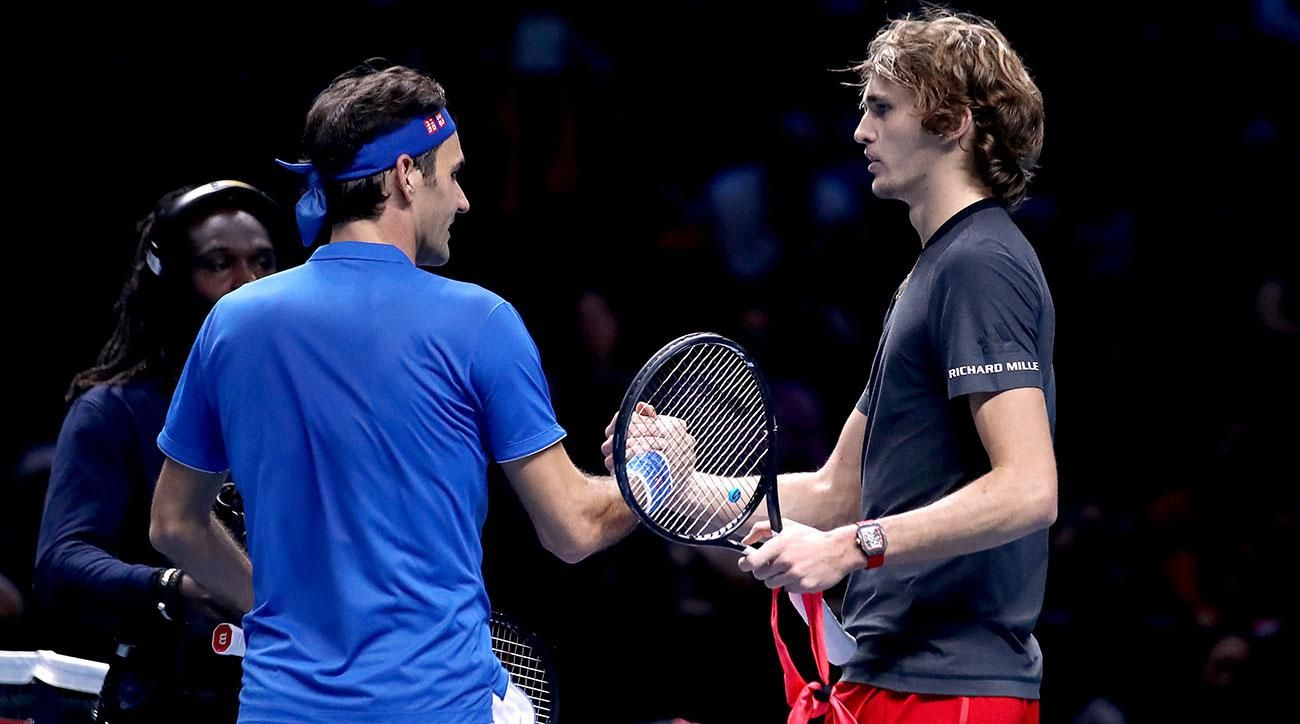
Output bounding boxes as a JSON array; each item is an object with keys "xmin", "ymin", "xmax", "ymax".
[{"xmin": 276, "ymin": 109, "xmax": 457, "ymax": 245}]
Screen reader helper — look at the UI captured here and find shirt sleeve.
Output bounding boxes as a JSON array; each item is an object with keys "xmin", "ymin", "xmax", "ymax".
[
  {"xmin": 932, "ymin": 239, "xmax": 1047, "ymax": 399},
  {"xmin": 470, "ymin": 302, "xmax": 566, "ymax": 463},
  {"xmin": 33, "ymin": 394, "xmax": 161, "ymax": 631},
  {"xmin": 157, "ymin": 314, "xmax": 230, "ymax": 473}
]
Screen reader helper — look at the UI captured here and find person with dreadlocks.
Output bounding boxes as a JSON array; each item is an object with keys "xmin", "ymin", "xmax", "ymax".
[{"xmin": 34, "ymin": 181, "xmax": 283, "ymax": 723}]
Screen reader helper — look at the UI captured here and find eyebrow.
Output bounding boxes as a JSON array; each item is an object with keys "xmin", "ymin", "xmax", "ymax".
[
  {"xmin": 865, "ymin": 93, "xmax": 891, "ymax": 105},
  {"xmin": 194, "ymin": 243, "xmax": 274, "ymax": 255}
]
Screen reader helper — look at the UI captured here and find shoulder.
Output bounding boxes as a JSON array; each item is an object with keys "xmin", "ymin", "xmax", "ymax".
[
  {"xmin": 946, "ymin": 204, "xmax": 1030, "ymax": 253},
  {"xmin": 71, "ymin": 380, "xmax": 162, "ymax": 417},
  {"xmin": 66, "ymin": 385, "xmax": 117, "ymax": 424},
  {"xmin": 423, "ymin": 276, "xmax": 520, "ymax": 332},
  {"xmin": 936, "ymin": 213, "xmax": 1041, "ymax": 284},
  {"xmin": 60, "ymin": 380, "xmax": 164, "ymax": 442},
  {"xmin": 436, "ymin": 276, "xmax": 508, "ymax": 310}
]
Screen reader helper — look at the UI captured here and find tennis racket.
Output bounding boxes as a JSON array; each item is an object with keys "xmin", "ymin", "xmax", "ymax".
[
  {"xmin": 212, "ymin": 612, "xmax": 559, "ymax": 722},
  {"xmin": 490, "ymin": 610, "xmax": 559, "ymax": 724},
  {"xmin": 611, "ymin": 332, "xmax": 854, "ymax": 664}
]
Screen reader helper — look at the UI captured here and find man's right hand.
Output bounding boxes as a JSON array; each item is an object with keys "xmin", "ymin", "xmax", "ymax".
[
  {"xmin": 601, "ymin": 403, "xmax": 697, "ymax": 476},
  {"xmin": 179, "ymin": 572, "xmax": 241, "ymax": 631}
]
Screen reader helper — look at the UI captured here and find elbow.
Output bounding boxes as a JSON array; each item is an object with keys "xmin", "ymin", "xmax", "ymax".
[
  {"xmin": 148, "ymin": 516, "xmax": 187, "ymax": 560},
  {"xmin": 540, "ymin": 523, "xmax": 602, "ymax": 564},
  {"xmin": 1031, "ymin": 470, "xmax": 1058, "ymax": 530},
  {"xmin": 549, "ymin": 545, "xmax": 590, "ymax": 565},
  {"xmin": 31, "ymin": 545, "xmax": 65, "ymax": 608},
  {"xmin": 1037, "ymin": 493, "xmax": 1058, "ymax": 530},
  {"xmin": 1007, "ymin": 464, "xmax": 1057, "ymax": 534}
]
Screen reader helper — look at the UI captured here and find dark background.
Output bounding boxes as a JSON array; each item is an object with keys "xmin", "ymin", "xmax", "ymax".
[{"xmin": 4, "ymin": 1, "xmax": 1297, "ymax": 722}]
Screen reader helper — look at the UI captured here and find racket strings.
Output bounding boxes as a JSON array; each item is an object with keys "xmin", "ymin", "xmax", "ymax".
[
  {"xmin": 653, "ymin": 352, "xmax": 756, "ymax": 508},
  {"xmin": 657, "ymin": 399, "xmax": 766, "ymax": 536},
  {"xmin": 640, "ymin": 347, "xmax": 756, "ymax": 527},
  {"xmin": 665, "ymin": 354, "xmax": 765, "ymax": 468},
  {"xmin": 490, "ymin": 623, "xmax": 553, "ymax": 722},
  {"xmin": 631, "ymin": 343, "xmax": 772, "ymax": 540},
  {"xmin": 654, "ymin": 346, "xmax": 757, "ymax": 472},
  {"xmin": 654, "ymin": 359, "xmax": 767, "ymax": 530}
]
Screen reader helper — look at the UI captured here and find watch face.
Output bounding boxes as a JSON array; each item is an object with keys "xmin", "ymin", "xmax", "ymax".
[{"xmin": 857, "ymin": 524, "xmax": 885, "ymax": 555}]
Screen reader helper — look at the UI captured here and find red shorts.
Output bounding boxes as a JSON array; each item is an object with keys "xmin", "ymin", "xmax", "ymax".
[{"xmin": 833, "ymin": 682, "xmax": 1039, "ymax": 723}]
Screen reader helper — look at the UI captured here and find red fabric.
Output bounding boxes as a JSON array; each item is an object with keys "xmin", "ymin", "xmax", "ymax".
[
  {"xmin": 769, "ymin": 592, "xmax": 1039, "ymax": 723},
  {"xmin": 833, "ymin": 681, "xmax": 1040, "ymax": 723},
  {"xmin": 770, "ymin": 589, "xmax": 856, "ymax": 724}
]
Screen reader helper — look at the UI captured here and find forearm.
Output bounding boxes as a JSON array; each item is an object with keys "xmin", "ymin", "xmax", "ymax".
[
  {"xmin": 738, "ymin": 396, "xmax": 1057, "ymax": 592},
  {"xmin": 872, "ymin": 466, "xmax": 1056, "ymax": 567},
  {"xmin": 735, "ymin": 469, "xmax": 858, "ymax": 537},
  {"xmin": 746, "ymin": 407, "xmax": 866, "ymax": 534},
  {"xmin": 150, "ymin": 513, "xmax": 252, "ymax": 614},
  {"xmin": 780, "ymin": 470, "xmax": 861, "ymax": 529},
  {"xmin": 505, "ymin": 440, "xmax": 643, "ymax": 563},
  {"xmin": 741, "ymin": 466, "xmax": 1057, "ymax": 592},
  {"xmin": 554, "ymin": 473, "xmax": 639, "ymax": 562}
]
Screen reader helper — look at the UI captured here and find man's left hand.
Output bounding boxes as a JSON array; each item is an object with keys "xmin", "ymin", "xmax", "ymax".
[{"xmin": 737, "ymin": 519, "xmax": 856, "ymax": 593}]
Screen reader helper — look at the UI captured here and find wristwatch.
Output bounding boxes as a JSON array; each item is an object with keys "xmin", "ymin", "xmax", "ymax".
[
  {"xmin": 155, "ymin": 567, "xmax": 184, "ymax": 622},
  {"xmin": 854, "ymin": 521, "xmax": 887, "ymax": 569}
]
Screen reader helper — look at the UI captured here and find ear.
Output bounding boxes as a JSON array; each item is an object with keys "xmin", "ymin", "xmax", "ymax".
[
  {"xmin": 948, "ymin": 106, "xmax": 975, "ymax": 148},
  {"xmin": 394, "ymin": 154, "xmax": 417, "ymax": 202}
]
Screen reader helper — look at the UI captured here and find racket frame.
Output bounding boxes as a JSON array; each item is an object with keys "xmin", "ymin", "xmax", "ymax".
[{"xmin": 612, "ymin": 332, "xmax": 781, "ymax": 552}]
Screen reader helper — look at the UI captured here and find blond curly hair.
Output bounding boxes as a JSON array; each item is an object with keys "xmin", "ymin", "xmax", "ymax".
[{"xmin": 855, "ymin": 7, "xmax": 1045, "ymax": 209}]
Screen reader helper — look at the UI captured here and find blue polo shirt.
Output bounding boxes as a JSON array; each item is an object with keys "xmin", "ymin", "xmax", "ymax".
[{"xmin": 159, "ymin": 241, "xmax": 566, "ymax": 723}]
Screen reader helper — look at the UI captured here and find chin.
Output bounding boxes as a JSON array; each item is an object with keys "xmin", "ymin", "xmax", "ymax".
[
  {"xmin": 418, "ymin": 250, "xmax": 450, "ymax": 267},
  {"xmin": 870, "ymin": 179, "xmax": 899, "ymax": 201},
  {"xmin": 416, "ymin": 238, "xmax": 451, "ymax": 267}
]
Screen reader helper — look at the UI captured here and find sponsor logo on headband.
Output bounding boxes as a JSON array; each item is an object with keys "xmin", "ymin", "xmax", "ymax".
[{"xmin": 424, "ymin": 113, "xmax": 447, "ymax": 134}]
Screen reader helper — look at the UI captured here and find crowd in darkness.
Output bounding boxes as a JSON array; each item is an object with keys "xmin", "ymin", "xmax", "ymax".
[{"xmin": 3, "ymin": 2, "xmax": 1296, "ymax": 722}]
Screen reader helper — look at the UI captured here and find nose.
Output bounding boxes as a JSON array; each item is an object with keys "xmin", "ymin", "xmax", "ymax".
[
  {"xmin": 457, "ymin": 186, "xmax": 470, "ymax": 214},
  {"xmin": 229, "ymin": 260, "xmax": 259, "ymax": 291},
  {"xmin": 853, "ymin": 111, "xmax": 873, "ymax": 146}
]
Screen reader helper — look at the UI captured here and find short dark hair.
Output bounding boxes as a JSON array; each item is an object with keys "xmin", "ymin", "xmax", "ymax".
[{"xmin": 301, "ymin": 60, "xmax": 449, "ymax": 238}]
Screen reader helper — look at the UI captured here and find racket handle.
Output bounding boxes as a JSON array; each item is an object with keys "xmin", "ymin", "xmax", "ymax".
[
  {"xmin": 211, "ymin": 622, "xmax": 246, "ymax": 657},
  {"xmin": 786, "ymin": 591, "xmax": 856, "ymax": 666}
]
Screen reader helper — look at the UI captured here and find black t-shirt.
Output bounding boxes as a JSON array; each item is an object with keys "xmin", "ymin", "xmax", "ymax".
[{"xmin": 842, "ymin": 198, "xmax": 1055, "ymax": 698}]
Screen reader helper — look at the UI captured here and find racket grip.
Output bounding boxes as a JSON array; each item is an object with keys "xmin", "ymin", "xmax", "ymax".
[
  {"xmin": 211, "ymin": 622, "xmax": 246, "ymax": 657},
  {"xmin": 786, "ymin": 591, "xmax": 856, "ymax": 666}
]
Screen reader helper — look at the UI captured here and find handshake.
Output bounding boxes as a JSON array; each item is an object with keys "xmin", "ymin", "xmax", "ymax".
[{"xmin": 601, "ymin": 403, "xmax": 698, "ymax": 517}]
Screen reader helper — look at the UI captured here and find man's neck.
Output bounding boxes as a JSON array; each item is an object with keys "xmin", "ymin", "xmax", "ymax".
[
  {"xmin": 908, "ymin": 182, "xmax": 992, "ymax": 248},
  {"xmin": 330, "ymin": 218, "xmax": 417, "ymax": 263}
]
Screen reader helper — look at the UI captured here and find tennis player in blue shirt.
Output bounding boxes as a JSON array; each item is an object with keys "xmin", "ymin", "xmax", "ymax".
[{"xmin": 150, "ymin": 62, "xmax": 640, "ymax": 724}]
